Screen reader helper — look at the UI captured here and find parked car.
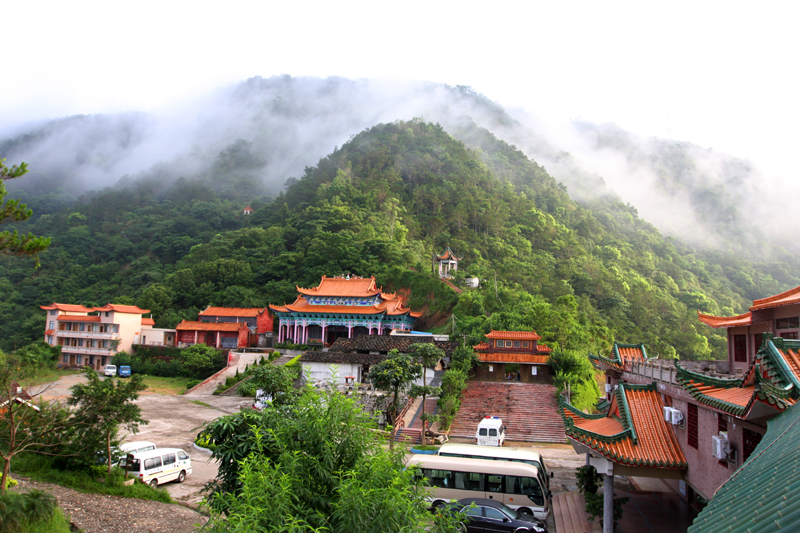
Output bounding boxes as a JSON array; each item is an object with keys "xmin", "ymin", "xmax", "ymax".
[
  {"xmin": 118, "ymin": 365, "xmax": 132, "ymax": 377},
  {"xmin": 442, "ymin": 498, "xmax": 547, "ymax": 533},
  {"xmin": 104, "ymin": 365, "xmax": 117, "ymax": 377}
]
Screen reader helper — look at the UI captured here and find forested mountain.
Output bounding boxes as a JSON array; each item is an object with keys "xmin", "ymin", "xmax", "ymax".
[{"xmin": 2, "ymin": 116, "xmax": 795, "ymax": 360}]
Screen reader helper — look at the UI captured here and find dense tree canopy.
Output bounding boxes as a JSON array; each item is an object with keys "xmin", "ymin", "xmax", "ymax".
[{"xmin": 2, "ymin": 119, "xmax": 797, "ymax": 360}]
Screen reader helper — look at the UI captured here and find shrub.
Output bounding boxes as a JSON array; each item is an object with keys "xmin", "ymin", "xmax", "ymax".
[{"xmin": 186, "ymin": 379, "xmax": 201, "ymax": 390}]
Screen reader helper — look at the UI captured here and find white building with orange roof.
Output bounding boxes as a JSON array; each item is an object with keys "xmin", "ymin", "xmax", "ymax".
[
  {"xmin": 41, "ymin": 303, "xmax": 153, "ymax": 369},
  {"xmin": 269, "ymin": 275, "xmax": 422, "ymax": 345}
]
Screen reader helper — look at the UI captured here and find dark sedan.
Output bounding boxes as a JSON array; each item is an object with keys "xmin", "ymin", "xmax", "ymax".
[{"xmin": 449, "ymin": 498, "xmax": 547, "ymax": 533}]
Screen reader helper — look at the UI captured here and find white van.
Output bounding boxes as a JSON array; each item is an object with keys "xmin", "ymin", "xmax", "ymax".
[
  {"xmin": 476, "ymin": 416, "xmax": 506, "ymax": 446},
  {"xmin": 104, "ymin": 365, "xmax": 117, "ymax": 377},
  {"xmin": 124, "ymin": 448, "xmax": 192, "ymax": 487},
  {"xmin": 119, "ymin": 441, "xmax": 156, "ymax": 455}
]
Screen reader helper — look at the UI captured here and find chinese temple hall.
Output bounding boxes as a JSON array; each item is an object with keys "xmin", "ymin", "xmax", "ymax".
[{"xmin": 269, "ymin": 275, "xmax": 422, "ymax": 345}]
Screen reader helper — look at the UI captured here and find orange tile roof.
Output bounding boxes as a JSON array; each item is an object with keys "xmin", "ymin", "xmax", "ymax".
[
  {"xmin": 40, "ymin": 303, "xmax": 93, "ymax": 313},
  {"xmin": 478, "ymin": 353, "xmax": 550, "ymax": 364},
  {"xmin": 199, "ymin": 307, "xmax": 263, "ymax": 317},
  {"xmin": 751, "ymin": 285, "xmax": 800, "ymax": 311},
  {"xmin": 436, "ymin": 246, "xmax": 462, "ymax": 260},
  {"xmin": 574, "ymin": 416, "xmax": 624, "ymax": 436},
  {"xmin": 94, "ymin": 304, "xmax": 150, "ymax": 314},
  {"xmin": 141, "ymin": 318, "xmax": 155, "ymax": 326},
  {"xmin": 297, "ymin": 276, "xmax": 382, "ymax": 297},
  {"xmin": 697, "ymin": 311, "xmax": 753, "ymax": 328},
  {"xmin": 778, "ymin": 347, "xmax": 800, "ymax": 382},
  {"xmin": 704, "ymin": 386, "xmax": 753, "ymax": 407},
  {"xmin": 44, "ymin": 329, "xmax": 54, "ymax": 335},
  {"xmin": 563, "ymin": 383, "xmax": 687, "ymax": 469},
  {"xmin": 485, "ymin": 330, "xmax": 542, "ymax": 341},
  {"xmin": 616, "ymin": 345, "xmax": 646, "ymax": 364},
  {"xmin": 474, "ymin": 342, "xmax": 489, "ymax": 351},
  {"xmin": 56, "ymin": 315, "xmax": 101, "ymax": 322},
  {"xmin": 175, "ymin": 320, "xmax": 245, "ymax": 332}
]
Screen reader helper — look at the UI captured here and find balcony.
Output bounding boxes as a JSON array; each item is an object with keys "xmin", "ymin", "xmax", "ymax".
[
  {"xmin": 55, "ymin": 330, "xmax": 118, "ymax": 340},
  {"xmin": 60, "ymin": 346, "xmax": 115, "ymax": 356}
]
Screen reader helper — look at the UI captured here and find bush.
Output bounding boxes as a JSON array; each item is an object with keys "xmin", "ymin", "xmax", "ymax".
[
  {"xmin": 0, "ymin": 489, "xmax": 57, "ymax": 532},
  {"xmin": 186, "ymin": 379, "xmax": 201, "ymax": 390}
]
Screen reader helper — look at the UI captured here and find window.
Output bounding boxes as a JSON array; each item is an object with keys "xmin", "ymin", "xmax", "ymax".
[
  {"xmin": 783, "ymin": 332, "xmax": 800, "ymax": 340},
  {"xmin": 496, "ymin": 340, "xmax": 503, "ymax": 347},
  {"xmin": 489, "ymin": 429, "xmax": 498, "ymax": 436},
  {"xmin": 47, "ymin": 336, "xmax": 53, "ymax": 345},
  {"xmin": 76, "ymin": 355, "xmax": 82, "ymax": 364},
  {"xmin": 62, "ymin": 355, "xmax": 69, "ymax": 363},
  {"xmin": 523, "ymin": 341, "xmax": 529, "ymax": 348},
  {"xmin": 754, "ymin": 333, "xmax": 764, "ymax": 353},
  {"xmin": 78, "ymin": 339, "xmax": 83, "ymax": 347},
  {"xmin": 464, "ymin": 507, "xmax": 482, "ymax": 517},
  {"xmin": 178, "ymin": 451, "xmax": 189, "ymax": 460},
  {"xmin": 479, "ymin": 428, "xmax": 488, "ymax": 436},
  {"xmin": 486, "ymin": 474, "xmax": 503, "ymax": 492},
  {"xmin": 49, "ymin": 321, "xmax": 55, "ymax": 330},
  {"xmin": 514, "ymin": 341, "xmax": 521, "ymax": 348},
  {"xmin": 776, "ymin": 317, "xmax": 800, "ymax": 329},
  {"xmin": 687, "ymin": 403, "xmax": 698, "ymax": 449},
  {"xmin": 80, "ymin": 323, "xmax": 85, "ymax": 331},
  {"xmin": 424, "ymin": 469, "xmax": 451, "ymax": 488},
  {"xmin": 484, "ymin": 507, "xmax": 505, "ymax": 520},
  {"xmin": 163, "ymin": 453, "xmax": 176, "ymax": 466},
  {"xmin": 733, "ymin": 334, "xmax": 747, "ymax": 362},
  {"xmin": 507, "ymin": 476, "xmax": 544, "ymax": 505},
  {"xmin": 144, "ymin": 457, "xmax": 162, "ymax": 470},
  {"xmin": 718, "ymin": 415, "xmax": 728, "ymax": 467},
  {"xmin": 50, "ymin": 310, "xmax": 56, "ymax": 316},
  {"xmin": 743, "ymin": 428, "xmax": 763, "ymax": 461}
]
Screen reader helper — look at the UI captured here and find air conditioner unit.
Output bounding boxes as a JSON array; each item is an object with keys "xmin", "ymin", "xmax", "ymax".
[
  {"xmin": 669, "ymin": 408, "xmax": 684, "ymax": 426},
  {"xmin": 663, "ymin": 406, "xmax": 672, "ymax": 422},
  {"xmin": 712, "ymin": 435, "xmax": 731, "ymax": 459}
]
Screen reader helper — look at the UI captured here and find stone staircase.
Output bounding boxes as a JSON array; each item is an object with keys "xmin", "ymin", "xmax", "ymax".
[{"xmin": 448, "ymin": 382, "xmax": 566, "ymax": 443}]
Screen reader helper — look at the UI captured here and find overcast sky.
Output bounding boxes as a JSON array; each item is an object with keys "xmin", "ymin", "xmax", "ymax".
[{"xmin": 3, "ymin": 1, "xmax": 797, "ymax": 181}]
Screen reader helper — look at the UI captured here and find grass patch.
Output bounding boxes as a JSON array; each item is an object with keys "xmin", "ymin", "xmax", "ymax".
[
  {"xmin": 12, "ymin": 454, "xmax": 173, "ymax": 504},
  {"xmin": 137, "ymin": 375, "xmax": 193, "ymax": 395},
  {"xmin": 20, "ymin": 368, "xmax": 82, "ymax": 388},
  {"xmin": 191, "ymin": 400, "xmax": 211, "ymax": 408}
]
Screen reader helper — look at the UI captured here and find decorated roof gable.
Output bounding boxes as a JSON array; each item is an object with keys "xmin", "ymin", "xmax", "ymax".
[
  {"xmin": 435, "ymin": 246, "xmax": 462, "ymax": 261},
  {"xmin": 561, "ymin": 382, "xmax": 687, "ymax": 469},
  {"xmin": 676, "ymin": 335, "xmax": 800, "ymax": 418},
  {"xmin": 589, "ymin": 342, "xmax": 649, "ymax": 371},
  {"xmin": 199, "ymin": 306, "xmax": 263, "ymax": 318},
  {"xmin": 40, "ymin": 303, "xmax": 94, "ymax": 313},
  {"xmin": 697, "ymin": 311, "xmax": 754, "ymax": 329},
  {"xmin": 485, "ymin": 330, "xmax": 542, "ymax": 341}
]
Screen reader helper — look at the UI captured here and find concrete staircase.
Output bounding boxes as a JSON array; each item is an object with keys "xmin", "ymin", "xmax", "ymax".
[{"xmin": 448, "ymin": 382, "xmax": 566, "ymax": 443}]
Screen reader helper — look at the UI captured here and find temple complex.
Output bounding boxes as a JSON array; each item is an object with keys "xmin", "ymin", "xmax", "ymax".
[{"xmin": 269, "ymin": 275, "xmax": 422, "ymax": 345}]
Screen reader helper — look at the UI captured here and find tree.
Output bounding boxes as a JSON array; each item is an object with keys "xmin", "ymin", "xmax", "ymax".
[
  {"xmin": 237, "ymin": 363, "xmax": 296, "ymax": 403},
  {"xmin": 181, "ymin": 343, "xmax": 218, "ymax": 378},
  {"xmin": 202, "ymin": 385, "xmax": 462, "ymax": 532},
  {"xmin": 68, "ymin": 367, "xmax": 148, "ymax": 473},
  {"xmin": 370, "ymin": 349, "xmax": 422, "ymax": 446},
  {"xmin": 409, "ymin": 343, "xmax": 445, "ymax": 438},
  {"xmin": 0, "ymin": 159, "xmax": 51, "ymax": 267},
  {"xmin": 0, "ymin": 358, "xmax": 75, "ymax": 491}
]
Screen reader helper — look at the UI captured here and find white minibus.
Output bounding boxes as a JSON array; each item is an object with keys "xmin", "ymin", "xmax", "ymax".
[
  {"xmin": 123, "ymin": 448, "xmax": 192, "ymax": 487},
  {"xmin": 407, "ymin": 454, "xmax": 550, "ymax": 520},
  {"xmin": 437, "ymin": 442, "xmax": 553, "ymax": 490},
  {"xmin": 476, "ymin": 417, "xmax": 505, "ymax": 446}
]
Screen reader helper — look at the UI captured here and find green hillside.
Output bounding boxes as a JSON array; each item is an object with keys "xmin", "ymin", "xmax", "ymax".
[{"xmin": 1, "ymin": 119, "xmax": 794, "ymax": 358}]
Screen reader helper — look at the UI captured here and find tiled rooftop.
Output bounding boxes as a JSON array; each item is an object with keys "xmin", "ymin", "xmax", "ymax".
[
  {"xmin": 750, "ymin": 284, "xmax": 800, "ymax": 311},
  {"xmin": 40, "ymin": 303, "xmax": 94, "ymax": 313},
  {"xmin": 589, "ymin": 342, "xmax": 649, "ymax": 371},
  {"xmin": 485, "ymin": 330, "xmax": 542, "ymax": 340},
  {"xmin": 296, "ymin": 276, "xmax": 382, "ymax": 297},
  {"xmin": 327, "ymin": 335, "xmax": 458, "ymax": 356},
  {"xmin": 175, "ymin": 320, "xmax": 244, "ymax": 332},
  {"xmin": 94, "ymin": 304, "xmax": 150, "ymax": 314},
  {"xmin": 562, "ymin": 382, "xmax": 687, "ymax": 469},
  {"xmin": 199, "ymin": 306, "xmax": 264, "ymax": 317},
  {"xmin": 688, "ymin": 401, "xmax": 800, "ymax": 533}
]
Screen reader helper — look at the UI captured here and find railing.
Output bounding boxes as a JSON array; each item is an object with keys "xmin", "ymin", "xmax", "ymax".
[
  {"xmin": 56, "ymin": 331, "xmax": 118, "ymax": 340},
  {"xmin": 60, "ymin": 346, "xmax": 115, "ymax": 356},
  {"xmin": 393, "ymin": 397, "xmax": 415, "ymax": 434},
  {"xmin": 625, "ymin": 361, "xmax": 679, "ymax": 385}
]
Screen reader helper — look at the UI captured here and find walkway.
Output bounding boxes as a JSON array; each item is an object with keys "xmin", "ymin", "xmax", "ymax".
[
  {"xmin": 184, "ymin": 351, "xmax": 265, "ymax": 395},
  {"xmin": 448, "ymin": 382, "xmax": 565, "ymax": 443}
]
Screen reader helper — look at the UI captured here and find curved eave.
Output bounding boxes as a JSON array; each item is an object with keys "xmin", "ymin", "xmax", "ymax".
[
  {"xmin": 697, "ymin": 310, "xmax": 753, "ymax": 329},
  {"xmin": 566, "ymin": 436, "xmax": 688, "ymax": 469}
]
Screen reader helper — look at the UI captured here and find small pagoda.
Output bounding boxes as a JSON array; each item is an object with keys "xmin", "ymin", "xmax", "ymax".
[
  {"xmin": 269, "ymin": 275, "xmax": 422, "ymax": 345},
  {"xmin": 435, "ymin": 246, "xmax": 462, "ymax": 278}
]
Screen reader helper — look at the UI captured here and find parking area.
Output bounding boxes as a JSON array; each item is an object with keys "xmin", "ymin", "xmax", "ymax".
[{"xmin": 33, "ymin": 372, "xmax": 253, "ymax": 506}]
